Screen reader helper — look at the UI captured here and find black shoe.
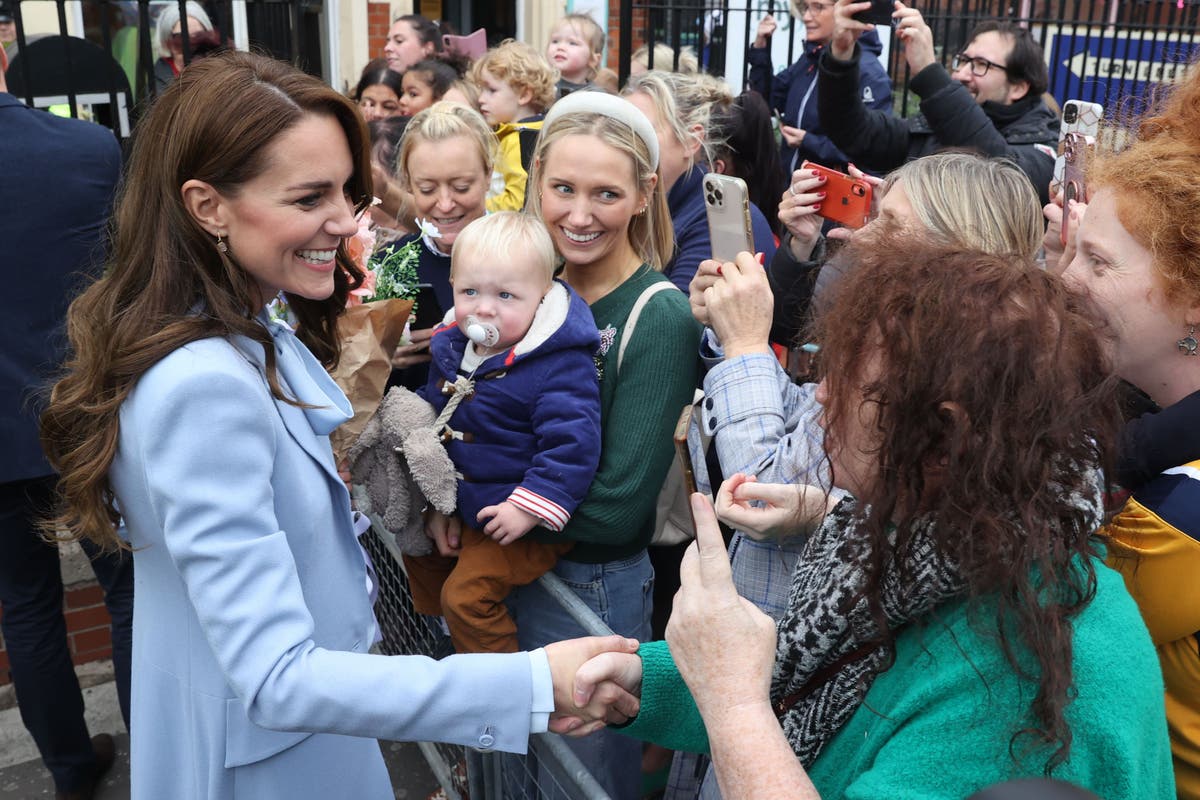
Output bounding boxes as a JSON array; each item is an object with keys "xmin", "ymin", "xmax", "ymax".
[{"xmin": 54, "ymin": 733, "xmax": 116, "ymax": 800}]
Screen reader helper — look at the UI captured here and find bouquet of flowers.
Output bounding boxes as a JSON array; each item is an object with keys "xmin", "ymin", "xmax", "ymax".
[{"xmin": 327, "ymin": 214, "xmax": 425, "ymax": 463}]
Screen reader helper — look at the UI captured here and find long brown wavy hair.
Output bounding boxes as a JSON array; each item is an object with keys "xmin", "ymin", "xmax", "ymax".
[
  {"xmin": 40, "ymin": 51, "xmax": 373, "ymax": 551},
  {"xmin": 814, "ymin": 235, "xmax": 1122, "ymax": 771}
]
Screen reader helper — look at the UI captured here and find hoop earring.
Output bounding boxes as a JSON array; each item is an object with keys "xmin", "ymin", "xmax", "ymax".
[
  {"xmin": 1178, "ymin": 325, "xmax": 1198, "ymax": 356},
  {"xmin": 215, "ymin": 232, "xmax": 229, "ymax": 254}
]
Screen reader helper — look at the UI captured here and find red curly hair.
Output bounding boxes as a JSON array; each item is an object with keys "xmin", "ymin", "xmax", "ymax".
[{"xmin": 1089, "ymin": 56, "xmax": 1200, "ymax": 306}]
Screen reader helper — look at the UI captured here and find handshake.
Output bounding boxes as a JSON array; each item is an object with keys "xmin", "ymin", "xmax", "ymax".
[{"xmin": 542, "ymin": 479, "xmax": 831, "ymax": 737}]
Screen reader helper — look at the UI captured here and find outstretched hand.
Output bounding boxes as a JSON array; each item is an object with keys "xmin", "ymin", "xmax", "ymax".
[{"xmin": 666, "ymin": 494, "xmax": 778, "ymax": 725}]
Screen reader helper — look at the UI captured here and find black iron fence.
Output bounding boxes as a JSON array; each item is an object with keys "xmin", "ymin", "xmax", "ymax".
[
  {"xmin": 4, "ymin": 0, "xmax": 325, "ymax": 137},
  {"xmin": 623, "ymin": 0, "xmax": 1200, "ymax": 116}
]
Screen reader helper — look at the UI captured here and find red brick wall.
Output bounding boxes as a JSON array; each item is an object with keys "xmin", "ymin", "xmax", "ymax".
[
  {"xmin": 0, "ymin": 581, "xmax": 114, "ymax": 686},
  {"xmin": 368, "ymin": 1, "xmax": 393, "ymax": 66},
  {"xmin": 606, "ymin": 3, "xmax": 649, "ymax": 70}
]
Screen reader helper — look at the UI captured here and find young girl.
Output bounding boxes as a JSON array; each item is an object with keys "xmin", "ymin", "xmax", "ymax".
[
  {"xmin": 352, "ymin": 58, "xmax": 404, "ymax": 121},
  {"xmin": 546, "ymin": 13, "xmax": 605, "ymax": 96},
  {"xmin": 398, "ymin": 58, "xmax": 459, "ymax": 116}
]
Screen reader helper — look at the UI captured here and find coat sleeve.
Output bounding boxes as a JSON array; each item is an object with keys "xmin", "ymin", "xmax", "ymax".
[
  {"xmin": 509, "ymin": 348, "xmax": 603, "ymax": 531},
  {"xmin": 911, "ymin": 64, "xmax": 1056, "ymax": 204},
  {"xmin": 768, "ymin": 234, "xmax": 825, "ymax": 346},
  {"xmin": 817, "ymin": 44, "xmax": 912, "ymax": 174},
  {"xmin": 747, "ymin": 46, "xmax": 776, "ymax": 102},
  {"xmin": 128, "ymin": 355, "xmax": 540, "ymax": 752}
]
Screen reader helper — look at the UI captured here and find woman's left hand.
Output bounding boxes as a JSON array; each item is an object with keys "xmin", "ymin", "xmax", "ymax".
[
  {"xmin": 715, "ymin": 473, "xmax": 834, "ymax": 540},
  {"xmin": 704, "ymin": 251, "xmax": 774, "ymax": 360},
  {"xmin": 666, "ymin": 494, "xmax": 778, "ymax": 726},
  {"xmin": 779, "ymin": 168, "xmax": 826, "ymax": 261}
]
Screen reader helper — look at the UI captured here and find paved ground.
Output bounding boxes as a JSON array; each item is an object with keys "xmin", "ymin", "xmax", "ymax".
[{"xmin": 0, "ymin": 672, "xmax": 440, "ymax": 799}]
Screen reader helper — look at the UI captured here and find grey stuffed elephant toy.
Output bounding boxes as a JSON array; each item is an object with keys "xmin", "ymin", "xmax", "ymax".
[{"xmin": 348, "ymin": 386, "xmax": 457, "ymax": 557}]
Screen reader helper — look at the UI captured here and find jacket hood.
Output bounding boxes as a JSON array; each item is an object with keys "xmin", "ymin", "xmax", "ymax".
[{"xmin": 431, "ymin": 279, "xmax": 599, "ymax": 373}]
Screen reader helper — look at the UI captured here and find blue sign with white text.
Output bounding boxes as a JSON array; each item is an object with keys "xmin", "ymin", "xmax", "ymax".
[{"xmin": 1046, "ymin": 28, "xmax": 1198, "ymax": 112}]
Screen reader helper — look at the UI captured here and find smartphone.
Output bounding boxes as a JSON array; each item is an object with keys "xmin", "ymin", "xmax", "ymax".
[
  {"xmin": 853, "ymin": 0, "xmax": 895, "ymax": 26},
  {"xmin": 673, "ymin": 404, "xmax": 698, "ymax": 499},
  {"xmin": 1054, "ymin": 100, "xmax": 1103, "ymax": 245},
  {"xmin": 703, "ymin": 173, "xmax": 755, "ymax": 263},
  {"xmin": 801, "ymin": 160, "xmax": 872, "ymax": 229}
]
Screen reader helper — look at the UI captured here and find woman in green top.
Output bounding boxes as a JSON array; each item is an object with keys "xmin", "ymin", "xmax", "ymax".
[
  {"xmin": 505, "ymin": 91, "xmax": 700, "ymax": 800},
  {"xmin": 553, "ymin": 239, "xmax": 1174, "ymax": 799}
]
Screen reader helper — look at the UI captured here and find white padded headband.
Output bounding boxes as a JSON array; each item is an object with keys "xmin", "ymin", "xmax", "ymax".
[{"xmin": 542, "ymin": 90, "xmax": 660, "ymax": 171}]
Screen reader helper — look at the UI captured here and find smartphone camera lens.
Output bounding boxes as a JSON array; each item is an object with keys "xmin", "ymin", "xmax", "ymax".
[
  {"xmin": 704, "ymin": 180, "xmax": 714, "ymax": 192},
  {"xmin": 713, "ymin": 188, "xmax": 723, "ymax": 202},
  {"xmin": 705, "ymin": 192, "xmax": 717, "ymax": 206},
  {"xmin": 851, "ymin": 183, "xmax": 866, "ymax": 197},
  {"xmin": 1064, "ymin": 105, "xmax": 1078, "ymax": 124}
]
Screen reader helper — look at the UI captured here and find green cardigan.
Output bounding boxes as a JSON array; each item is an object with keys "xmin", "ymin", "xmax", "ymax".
[
  {"xmin": 621, "ymin": 559, "xmax": 1175, "ymax": 799},
  {"xmin": 528, "ymin": 266, "xmax": 700, "ymax": 563}
]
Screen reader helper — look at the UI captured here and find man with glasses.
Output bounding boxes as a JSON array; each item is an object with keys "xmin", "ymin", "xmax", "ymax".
[
  {"xmin": 818, "ymin": 1, "xmax": 1058, "ymax": 203},
  {"xmin": 748, "ymin": 2, "xmax": 892, "ymax": 174}
]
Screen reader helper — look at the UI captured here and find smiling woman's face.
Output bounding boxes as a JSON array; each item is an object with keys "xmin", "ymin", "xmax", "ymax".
[
  {"xmin": 405, "ymin": 134, "xmax": 489, "ymax": 250},
  {"xmin": 1061, "ymin": 188, "xmax": 1182, "ymax": 393},
  {"xmin": 537, "ymin": 133, "xmax": 648, "ymax": 273}
]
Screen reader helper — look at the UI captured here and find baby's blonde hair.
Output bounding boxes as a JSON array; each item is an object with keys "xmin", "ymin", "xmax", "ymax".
[{"xmin": 451, "ymin": 212, "xmax": 558, "ymax": 284}]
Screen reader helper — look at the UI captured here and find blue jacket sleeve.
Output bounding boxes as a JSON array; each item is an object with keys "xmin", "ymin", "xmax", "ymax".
[{"xmin": 510, "ymin": 348, "xmax": 602, "ymax": 531}]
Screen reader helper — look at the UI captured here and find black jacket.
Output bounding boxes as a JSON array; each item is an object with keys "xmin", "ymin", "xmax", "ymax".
[{"xmin": 817, "ymin": 43, "xmax": 1059, "ymax": 204}]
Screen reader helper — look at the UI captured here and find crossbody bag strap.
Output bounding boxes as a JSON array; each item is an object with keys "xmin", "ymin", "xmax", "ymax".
[{"xmin": 617, "ymin": 281, "xmax": 675, "ymax": 376}]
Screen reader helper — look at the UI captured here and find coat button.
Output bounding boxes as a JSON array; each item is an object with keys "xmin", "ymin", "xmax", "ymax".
[
  {"xmin": 478, "ymin": 731, "xmax": 495, "ymax": 749},
  {"xmin": 705, "ymin": 397, "xmax": 714, "ymax": 410}
]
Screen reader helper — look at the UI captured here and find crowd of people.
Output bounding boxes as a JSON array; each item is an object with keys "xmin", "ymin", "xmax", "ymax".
[{"xmin": 3, "ymin": 3, "xmax": 1199, "ymax": 800}]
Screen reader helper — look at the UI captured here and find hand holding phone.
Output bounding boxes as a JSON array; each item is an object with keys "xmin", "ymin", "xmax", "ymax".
[{"xmin": 800, "ymin": 160, "xmax": 872, "ymax": 229}]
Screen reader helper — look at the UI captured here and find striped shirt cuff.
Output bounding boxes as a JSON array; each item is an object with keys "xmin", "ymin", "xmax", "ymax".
[{"xmin": 509, "ymin": 487, "xmax": 570, "ymax": 532}]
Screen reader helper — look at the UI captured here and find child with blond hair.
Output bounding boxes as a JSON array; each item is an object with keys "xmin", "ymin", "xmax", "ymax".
[
  {"xmin": 470, "ymin": 40, "xmax": 558, "ymax": 212},
  {"xmin": 402, "ymin": 211, "xmax": 602, "ymax": 654},
  {"xmin": 546, "ymin": 12, "xmax": 605, "ymax": 96}
]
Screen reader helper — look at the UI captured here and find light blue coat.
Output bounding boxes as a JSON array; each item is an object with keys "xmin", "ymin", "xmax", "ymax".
[{"xmin": 110, "ymin": 316, "xmax": 541, "ymax": 799}]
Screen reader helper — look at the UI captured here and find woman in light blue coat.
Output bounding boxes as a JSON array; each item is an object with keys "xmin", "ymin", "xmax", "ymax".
[{"xmin": 38, "ymin": 51, "xmax": 634, "ymax": 800}]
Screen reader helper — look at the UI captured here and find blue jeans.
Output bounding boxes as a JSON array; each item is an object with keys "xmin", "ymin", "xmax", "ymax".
[{"xmin": 505, "ymin": 551, "xmax": 654, "ymax": 800}]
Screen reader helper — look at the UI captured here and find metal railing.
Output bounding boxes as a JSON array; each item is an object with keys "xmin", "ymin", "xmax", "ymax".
[
  {"xmin": 361, "ymin": 519, "xmax": 614, "ymax": 800},
  {"xmin": 621, "ymin": 0, "xmax": 1200, "ymax": 115},
  {"xmin": 5, "ymin": 0, "xmax": 325, "ymax": 138}
]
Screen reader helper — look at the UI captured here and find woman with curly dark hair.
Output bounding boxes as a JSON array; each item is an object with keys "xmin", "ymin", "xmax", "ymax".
[{"xmin": 547, "ymin": 237, "xmax": 1175, "ymax": 799}]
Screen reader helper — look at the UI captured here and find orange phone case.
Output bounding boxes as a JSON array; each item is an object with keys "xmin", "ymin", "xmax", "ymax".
[{"xmin": 801, "ymin": 160, "xmax": 872, "ymax": 229}]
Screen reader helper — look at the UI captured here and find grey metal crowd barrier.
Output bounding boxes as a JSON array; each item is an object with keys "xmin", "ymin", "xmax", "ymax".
[{"xmin": 360, "ymin": 517, "xmax": 615, "ymax": 800}]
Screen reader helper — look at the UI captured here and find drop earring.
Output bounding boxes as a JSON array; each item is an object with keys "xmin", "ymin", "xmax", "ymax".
[
  {"xmin": 1178, "ymin": 325, "xmax": 1198, "ymax": 356},
  {"xmin": 215, "ymin": 232, "xmax": 229, "ymax": 254}
]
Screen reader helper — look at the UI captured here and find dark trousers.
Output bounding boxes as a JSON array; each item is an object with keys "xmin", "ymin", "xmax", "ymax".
[{"xmin": 0, "ymin": 476, "xmax": 133, "ymax": 792}]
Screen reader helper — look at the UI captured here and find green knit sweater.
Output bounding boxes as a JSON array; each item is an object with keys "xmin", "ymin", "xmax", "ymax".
[
  {"xmin": 528, "ymin": 266, "xmax": 700, "ymax": 563},
  {"xmin": 620, "ymin": 559, "xmax": 1175, "ymax": 799}
]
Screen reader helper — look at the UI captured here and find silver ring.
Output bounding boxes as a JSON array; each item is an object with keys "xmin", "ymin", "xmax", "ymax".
[{"xmin": 789, "ymin": 183, "xmax": 798, "ymax": 197}]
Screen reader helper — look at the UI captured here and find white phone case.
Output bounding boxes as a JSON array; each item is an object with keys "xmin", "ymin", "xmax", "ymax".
[{"xmin": 703, "ymin": 173, "xmax": 754, "ymax": 264}]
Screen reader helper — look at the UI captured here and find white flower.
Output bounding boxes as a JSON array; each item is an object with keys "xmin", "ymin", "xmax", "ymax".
[{"xmin": 415, "ymin": 218, "xmax": 443, "ymax": 240}]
